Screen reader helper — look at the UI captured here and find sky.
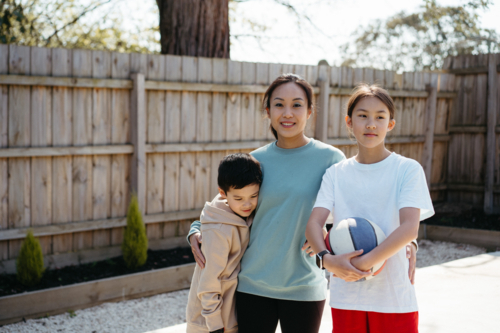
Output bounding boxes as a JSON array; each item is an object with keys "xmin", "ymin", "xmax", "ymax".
[{"xmin": 94, "ymin": 0, "xmax": 500, "ymax": 67}]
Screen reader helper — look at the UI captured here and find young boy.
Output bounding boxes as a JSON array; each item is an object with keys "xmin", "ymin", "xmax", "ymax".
[{"xmin": 186, "ymin": 153, "xmax": 262, "ymax": 333}]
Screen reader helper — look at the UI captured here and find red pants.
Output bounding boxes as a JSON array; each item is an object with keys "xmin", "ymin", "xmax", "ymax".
[{"xmin": 331, "ymin": 308, "xmax": 418, "ymax": 333}]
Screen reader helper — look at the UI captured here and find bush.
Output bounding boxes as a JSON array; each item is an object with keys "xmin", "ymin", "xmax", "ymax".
[
  {"xmin": 17, "ymin": 230, "xmax": 45, "ymax": 286},
  {"xmin": 122, "ymin": 194, "xmax": 148, "ymax": 269}
]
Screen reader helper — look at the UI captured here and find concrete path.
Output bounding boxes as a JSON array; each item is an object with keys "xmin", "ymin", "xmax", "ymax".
[{"xmin": 148, "ymin": 252, "xmax": 500, "ymax": 333}]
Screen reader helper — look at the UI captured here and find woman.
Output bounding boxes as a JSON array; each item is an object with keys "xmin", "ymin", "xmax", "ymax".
[{"xmin": 188, "ymin": 74, "xmax": 417, "ymax": 333}]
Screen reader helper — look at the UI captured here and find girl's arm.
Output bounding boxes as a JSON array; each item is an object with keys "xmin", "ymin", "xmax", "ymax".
[
  {"xmin": 305, "ymin": 207, "xmax": 371, "ymax": 282},
  {"xmin": 350, "ymin": 207, "xmax": 420, "ymax": 272},
  {"xmin": 188, "ymin": 221, "xmax": 206, "ymax": 268}
]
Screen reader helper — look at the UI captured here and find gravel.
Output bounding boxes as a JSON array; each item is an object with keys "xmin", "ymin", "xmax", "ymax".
[{"xmin": 1, "ymin": 240, "xmax": 488, "ymax": 333}]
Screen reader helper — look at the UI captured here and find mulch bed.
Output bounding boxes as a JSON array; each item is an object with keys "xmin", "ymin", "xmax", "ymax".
[
  {"xmin": 424, "ymin": 203, "xmax": 500, "ymax": 231},
  {"xmin": 0, "ymin": 247, "xmax": 194, "ymax": 298}
]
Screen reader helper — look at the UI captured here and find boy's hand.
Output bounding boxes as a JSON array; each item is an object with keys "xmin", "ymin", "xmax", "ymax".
[
  {"xmin": 407, "ymin": 243, "xmax": 417, "ymax": 284},
  {"xmin": 189, "ymin": 232, "xmax": 206, "ymax": 269}
]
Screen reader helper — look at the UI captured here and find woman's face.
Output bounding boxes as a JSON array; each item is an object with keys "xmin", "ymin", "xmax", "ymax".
[{"xmin": 267, "ymin": 82, "xmax": 312, "ymax": 142}]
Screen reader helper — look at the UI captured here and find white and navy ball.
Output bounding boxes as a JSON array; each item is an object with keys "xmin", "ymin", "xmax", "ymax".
[{"xmin": 326, "ymin": 217, "xmax": 387, "ymax": 281}]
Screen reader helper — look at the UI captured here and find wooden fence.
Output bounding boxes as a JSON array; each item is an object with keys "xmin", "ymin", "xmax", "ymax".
[
  {"xmin": 442, "ymin": 54, "xmax": 500, "ymax": 213},
  {"xmin": 0, "ymin": 45, "xmax": 457, "ymax": 273}
]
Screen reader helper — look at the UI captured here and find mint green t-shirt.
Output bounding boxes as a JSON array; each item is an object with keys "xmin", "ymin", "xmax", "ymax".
[{"xmin": 188, "ymin": 139, "xmax": 345, "ymax": 301}]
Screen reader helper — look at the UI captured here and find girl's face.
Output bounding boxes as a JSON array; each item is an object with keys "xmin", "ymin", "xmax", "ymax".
[
  {"xmin": 267, "ymin": 82, "xmax": 312, "ymax": 142},
  {"xmin": 345, "ymin": 96, "xmax": 395, "ymax": 149}
]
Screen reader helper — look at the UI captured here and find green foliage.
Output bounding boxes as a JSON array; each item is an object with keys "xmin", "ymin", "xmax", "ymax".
[
  {"xmin": 16, "ymin": 230, "xmax": 45, "ymax": 287},
  {"xmin": 67, "ymin": 309, "xmax": 77, "ymax": 318},
  {"xmin": 0, "ymin": 0, "xmax": 158, "ymax": 52},
  {"xmin": 122, "ymin": 194, "xmax": 148, "ymax": 270},
  {"xmin": 340, "ymin": 0, "xmax": 500, "ymax": 71}
]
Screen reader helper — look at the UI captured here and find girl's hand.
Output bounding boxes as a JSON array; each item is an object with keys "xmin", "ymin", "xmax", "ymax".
[
  {"xmin": 407, "ymin": 243, "xmax": 417, "ymax": 284},
  {"xmin": 323, "ymin": 250, "xmax": 372, "ymax": 282},
  {"xmin": 189, "ymin": 232, "xmax": 205, "ymax": 269}
]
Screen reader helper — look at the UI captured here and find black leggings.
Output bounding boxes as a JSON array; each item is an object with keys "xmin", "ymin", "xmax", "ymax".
[{"xmin": 236, "ymin": 291, "xmax": 325, "ymax": 333}]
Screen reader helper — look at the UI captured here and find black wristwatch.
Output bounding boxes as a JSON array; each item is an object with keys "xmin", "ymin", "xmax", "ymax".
[
  {"xmin": 316, "ymin": 249, "xmax": 331, "ymax": 270},
  {"xmin": 210, "ymin": 329, "xmax": 224, "ymax": 333}
]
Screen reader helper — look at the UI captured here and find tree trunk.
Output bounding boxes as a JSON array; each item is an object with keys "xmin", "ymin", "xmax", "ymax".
[{"xmin": 156, "ymin": 0, "xmax": 230, "ymax": 58}]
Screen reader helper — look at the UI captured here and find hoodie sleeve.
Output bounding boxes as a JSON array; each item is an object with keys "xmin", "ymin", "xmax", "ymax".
[
  {"xmin": 197, "ymin": 226, "xmax": 230, "ymax": 332},
  {"xmin": 186, "ymin": 220, "xmax": 201, "ymax": 245}
]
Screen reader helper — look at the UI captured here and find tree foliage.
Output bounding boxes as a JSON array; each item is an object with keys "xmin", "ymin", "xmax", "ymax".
[
  {"xmin": 340, "ymin": 0, "xmax": 500, "ymax": 71},
  {"xmin": 16, "ymin": 230, "xmax": 45, "ymax": 287},
  {"xmin": 122, "ymin": 194, "xmax": 148, "ymax": 270},
  {"xmin": 0, "ymin": 0, "xmax": 157, "ymax": 52}
]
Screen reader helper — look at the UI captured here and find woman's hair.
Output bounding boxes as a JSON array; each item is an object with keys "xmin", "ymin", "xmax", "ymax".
[
  {"xmin": 262, "ymin": 73, "xmax": 315, "ymax": 140},
  {"xmin": 347, "ymin": 84, "xmax": 395, "ymax": 119}
]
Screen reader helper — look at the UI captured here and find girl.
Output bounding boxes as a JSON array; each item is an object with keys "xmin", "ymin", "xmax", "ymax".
[
  {"xmin": 305, "ymin": 84, "xmax": 434, "ymax": 333},
  {"xmin": 189, "ymin": 74, "xmax": 350, "ymax": 333}
]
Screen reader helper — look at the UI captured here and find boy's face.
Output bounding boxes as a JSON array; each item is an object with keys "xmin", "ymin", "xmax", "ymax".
[{"xmin": 218, "ymin": 184, "xmax": 260, "ymax": 218}]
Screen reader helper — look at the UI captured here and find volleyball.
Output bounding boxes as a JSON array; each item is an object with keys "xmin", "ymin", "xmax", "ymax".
[{"xmin": 326, "ymin": 217, "xmax": 387, "ymax": 281}]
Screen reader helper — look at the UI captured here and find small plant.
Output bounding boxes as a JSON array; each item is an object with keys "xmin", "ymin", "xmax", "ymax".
[
  {"xmin": 67, "ymin": 310, "xmax": 77, "ymax": 318},
  {"xmin": 16, "ymin": 230, "xmax": 45, "ymax": 286},
  {"xmin": 122, "ymin": 194, "xmax": 148, "ymax": 269}
]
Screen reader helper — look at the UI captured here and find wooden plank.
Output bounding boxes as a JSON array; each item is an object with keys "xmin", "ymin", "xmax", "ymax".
[
  {"xmin": 51, "ymin": 48, "xmax": 73, "ymax": 254},
  {"xmin": 241, "ymin": 62, "xmax": 256, "ymax": 141},
  {"xmin": 0, "ymin": 74, "xmax": 132, "ymax": 89},
  {"xmin": 0, "ymin": 263, "xmax": 195, "ymax": 326},
  {"xmin": 145, "ymin": 54, "xmax": 167, "ymax": 241},
  {"xmin": 8, "ymin": 45, "xmax": 31, "ymax": 259},
  {"xmin": 110, "ymin": 52, "xmax": 131, "ymax": 246},
  {"xmin": 0, "ymin": 209, "xmax": 201, "ymax": 241},
  {"xmin": 315, "ymin": 66, "xmax": 330, "ymax": 142},
  {"xmin": 71, "ymin": 49, "xmax": 93, "ymax": 251},
  {"xmin": 179, "ymin": 56, "xmax": 198, "ymax": 212},
  {"xmin": 210, "ymin": 59, "xmax": 229, "ymax": 196},
  {"xmin": 484, "ymin": 53, "xmax": 498, "ymax": 214},
  {"xmin": 130, "ymin": 73, "xmax": 146, "ymax": 213},
  {"xmin": 254, "ymin": 63, "xmax": 269, "ymax": 141},
  {"xmin": 422, "ymin": 74, "xmax": 438, "ymax": 186},
  {"xmin": 340, "ymin": 67, "xmax": 353, "ymax": 138},
  {"xmin": 30, "ymin": 47, "xmax": 53, "ymax": 255},
  {"xmin": 195, "ymin": 57, "xmax": 213, "ymax": 209},
  {"xmin": 0, "ymin": 78, "xmax": 7, "ymax": 260},
  {"xmin": 0, "ymin": 145, "xmax": 133, "ymax": 158},
  {"xmin": 226, "ymin": 60, "xmax": 242, "ymax": 141},
  {"xmin": 92, "ymin": 51, "xmax": 112, "ymax": 248},
  {"xmin": 329, "ymin": 67, "xmax": 342, "ymax": 138},
  {"xmin": 424, "ymin": 225, "xmax": 500, "ymax": 251},
  {"xmin": 163, "ymin": 55, "xmax": 182, "ymax": 227}
]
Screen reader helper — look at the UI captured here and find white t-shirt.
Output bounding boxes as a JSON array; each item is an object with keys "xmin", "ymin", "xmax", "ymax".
[{"xmin": 314, "ymin": 152, "xmax": 434, "ymax": 313}]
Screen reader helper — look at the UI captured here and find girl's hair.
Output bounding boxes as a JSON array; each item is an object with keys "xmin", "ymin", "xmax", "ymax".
[
  {"xmin": 347, "ymin": 84, "xmax": 395, "ymax": 119},
  {"xmin": 262, "ymin": 73, "xmax": 315, "ymax": 140}
]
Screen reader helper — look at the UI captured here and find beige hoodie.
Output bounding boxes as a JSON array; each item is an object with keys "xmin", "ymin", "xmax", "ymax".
[{"xmin": 186, "ymin": 194, "xmax": 252, "ymax": 333}]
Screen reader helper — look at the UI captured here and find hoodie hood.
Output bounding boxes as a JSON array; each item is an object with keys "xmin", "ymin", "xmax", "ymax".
[{"xmin": 200, "ymin": 194, "xmax": 253, "ymax": 228}]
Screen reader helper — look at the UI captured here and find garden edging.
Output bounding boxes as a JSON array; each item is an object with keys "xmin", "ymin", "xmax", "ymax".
[
  {"xmin": 418, "ymin": 224, "xmax": 500, "ymax": 251},
  {"xmin": 0, "ymin": 262, "xmax": 195, "ymax": 326}
]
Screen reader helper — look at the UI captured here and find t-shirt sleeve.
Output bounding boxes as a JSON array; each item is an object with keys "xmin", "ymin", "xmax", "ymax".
[
  {"xmin": 313, "ymin": 167, "xmax": 335, "ymax": 211},
  {"xmin": 398, "ymin": 161, "xmax": 435, "ymax": 221}
]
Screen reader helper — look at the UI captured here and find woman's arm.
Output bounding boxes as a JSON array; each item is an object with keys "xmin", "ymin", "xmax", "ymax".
[
  {"xmin": 351, "ymin": 207, "xmax": 420, "ymax": 272},
  {"xmin": 188, "ymin": 220, "xmax": 206, "ymax": 268},
  {"xmin": 305, "ymin": 207, "xmax": 371, "ymax": 282}
]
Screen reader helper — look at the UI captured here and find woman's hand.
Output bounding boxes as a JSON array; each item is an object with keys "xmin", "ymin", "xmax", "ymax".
[
  {"xmin": 406, "ymin": 243, "xmax": 417, "ymax": 284},
  {"xmin": 189, "ymin": 232, "xmax": 206, "ymax": 269},
  {"xmin": 323, "ymin": 250, "xmax": 371, "ymax": 282},
  {"xmin": 302, "ymin": 240, "xmax": 316, "ymax": 257}
]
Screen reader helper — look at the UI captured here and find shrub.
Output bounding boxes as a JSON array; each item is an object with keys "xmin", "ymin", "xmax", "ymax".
[
  {"xmin": 17, "ymin": 230, "xmax": 45, "ymax": 286},
  {"xmin": 122, "ymin": 194, "xmax": 148, "ymax": 269}
]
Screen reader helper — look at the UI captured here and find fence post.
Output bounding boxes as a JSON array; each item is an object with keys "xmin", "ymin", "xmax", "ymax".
[
  {"xmin": 484, "ymin": 54, "xmax": 498, "ymax": 214},
  {"xmin": 315, "ymin": 64, "xmax": 330, "ymax": 143},
  {"xmin": 130, "ymin": 73, "xmax": 146, "ymax": 212},
  {"xmin": 422, "ymin": 74, "xmax": 438, "ymax": 187}
]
